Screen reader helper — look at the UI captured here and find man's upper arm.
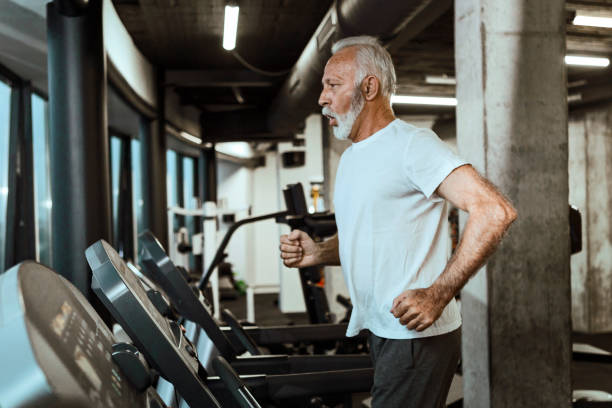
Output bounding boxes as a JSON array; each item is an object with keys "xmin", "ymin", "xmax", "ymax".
[{"xmin": 435, "ymin": 164, "xmax": 511, "ymax": 214}]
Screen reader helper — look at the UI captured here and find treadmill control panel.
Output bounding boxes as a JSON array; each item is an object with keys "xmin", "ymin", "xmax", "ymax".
[{"xmin": 0, "ymin": 261, "xmax": 167, "ymax": 408}]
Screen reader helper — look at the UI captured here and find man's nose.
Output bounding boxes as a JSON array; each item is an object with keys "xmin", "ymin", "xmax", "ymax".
[{"xmin": 318, "ymin": 89, "xmax": 329, "ymax": 107}]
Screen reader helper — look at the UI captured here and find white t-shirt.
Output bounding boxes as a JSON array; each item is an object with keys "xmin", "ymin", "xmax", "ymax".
[{"xmin": 333, "ymin": 119, "xmax": 467, "ymax": 339}]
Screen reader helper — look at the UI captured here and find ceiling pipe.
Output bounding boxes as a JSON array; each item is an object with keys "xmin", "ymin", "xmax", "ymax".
[{"xmin": 266, "ymin": 0, "xmax": 453, "ymax": 135}]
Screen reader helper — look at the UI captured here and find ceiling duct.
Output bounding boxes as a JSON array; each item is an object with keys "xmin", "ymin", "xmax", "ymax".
[{"xmin": 266, "ymin": 0, "xmax": 453, "ymax": 135}]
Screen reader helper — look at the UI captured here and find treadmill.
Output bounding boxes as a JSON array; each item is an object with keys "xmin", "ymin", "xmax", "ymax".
[
  {"xmin": 0, "ymin": 262, "xmax": 165, "ymax": 408},
  {"xmin": 86, "ymin": 240, "xmax": 373, "ymax": 407},
  {"xmin": 138, "ymin": 231, "xmax": 371, "ymax": 375}
]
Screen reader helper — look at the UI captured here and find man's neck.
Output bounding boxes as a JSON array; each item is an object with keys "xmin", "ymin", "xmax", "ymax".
[{"xmin": 350, "ymin": 103, "xmax": 396, "ymax": 143}]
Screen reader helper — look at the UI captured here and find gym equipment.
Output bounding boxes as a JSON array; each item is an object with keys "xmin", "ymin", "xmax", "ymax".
[
  {"xmin": 86, "ymin": 240, "xmax": 373, "ymax": 407},
  {"xmin": 0, "ymin": 261, "xmax": 168, "ymax": 408},
  {"xmin": 142, "ymin": 229, "xmax": 356, "ymax": 342},
  {"xmin": 138, "ymin": 232, "xmax": 371, "ymax": 374},
  {"xmin": 570, "ymin": 205, "xmax": 582, "ymax": 255},
  {"xmin": 194, "ymin": 182, "xmax": 340, "ymax": 326},
  {"xmin": 279, "ymin": 183, "xmax": 338, "ymax": 325}
]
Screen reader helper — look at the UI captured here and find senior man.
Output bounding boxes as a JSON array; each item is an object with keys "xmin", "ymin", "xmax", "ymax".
[{"xmin": 279, "ymin": 36, "xmax": 517, "ymax": 408}]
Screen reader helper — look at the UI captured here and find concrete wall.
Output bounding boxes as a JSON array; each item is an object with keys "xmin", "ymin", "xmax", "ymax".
[
  {"xmin": 216, "ymin": 159, "xmax": 254, "ymax": 283},
  {"xmin": 251, "ymin": 151, "xmax": 282, "ymax": 292},
  {"xmin": 215, "ymin": 150, "xmax": 284, "ymax": 295},
  {"xmin": 569, "ymin": 106, "xmax": 612, "ymax": 332},
  {"xmin": 277, "ymin": 114, "xmax": 325, "ymax": 312}
]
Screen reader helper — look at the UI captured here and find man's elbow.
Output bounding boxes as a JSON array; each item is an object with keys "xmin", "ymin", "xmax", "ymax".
[{"xmin": 495, "ymin": 200, "xmax": 517, "ymax": 228}]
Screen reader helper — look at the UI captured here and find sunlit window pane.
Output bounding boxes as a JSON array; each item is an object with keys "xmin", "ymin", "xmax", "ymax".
[
  {"xmin": 166, "ymin": 149, "xmax": 179, "ymax": 234},
  {"xmin": 110, "ymin": 136, "xmax": 122, "ymax": 248},
  {"xmin": 0, "ymin": 81, "xmax": 11, "ymax": 272},
  {"xmin": 32, "ymin": 93, "xmax": 52, "ymax": 266},
  {"xmin": 131, "ymin": 138, "xmax": 143, "ymax": 258},
  {"xmin": 183, "ymin": 156, "xmax": 196, "ymax": 271},
  {"xmin": 166, "ymin": 149, "xmax": 178, "ymax": 208}
]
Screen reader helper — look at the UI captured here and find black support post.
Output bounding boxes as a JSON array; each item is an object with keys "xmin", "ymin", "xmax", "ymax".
[
  {"xmin": 47, "ymin": 0, "xmax": 112, "ymax": 301},
  {"xmin": 199, "ymin": 146, "xmax": 217, "ymax": 203},
  {"xmin": 141, "ymin": 69, "xmax": 168, "ymax": 249}
]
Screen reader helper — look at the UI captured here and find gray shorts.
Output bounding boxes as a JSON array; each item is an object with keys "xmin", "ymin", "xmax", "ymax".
[{"xmin": 369, "ymin": 328, "xmax": 461, "ymax": 408}]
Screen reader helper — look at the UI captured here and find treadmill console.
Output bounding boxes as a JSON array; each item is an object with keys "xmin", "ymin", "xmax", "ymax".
[
  {"xmin": 85, "ymin": 240, "xmax": 222, "ymax": 408},
  {"xmin": 0, "ymin": 261, "xmax": 167, "ymax": 408}
]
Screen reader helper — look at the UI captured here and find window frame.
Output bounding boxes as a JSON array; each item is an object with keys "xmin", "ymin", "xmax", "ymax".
[
  {"xmin": 109, "ymin": 129, "xmax": 137, "ymax": 262},
  {"xmin": 1, "ymin": 63, "xmax": 36, "ymax": 271}
]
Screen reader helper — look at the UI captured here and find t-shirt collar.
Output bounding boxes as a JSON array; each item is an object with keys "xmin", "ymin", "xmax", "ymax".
[{"xmin": 351, "ymin": 118, "xmax": 399, "ymax": 149}]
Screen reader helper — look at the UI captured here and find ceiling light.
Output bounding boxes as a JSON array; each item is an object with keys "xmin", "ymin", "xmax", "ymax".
[
  {"xmin": 424, "ymin": 75, "xmax": 456, "ymax": 85},
  {"xmin": 180, "ymin": 131, "xmax": 202, "ymax": 144},
  {"xmin": 391, "ymin": 95, "xmax": 457, "ymax": 106},
  {"xmin": 223, "ymin": 5, "xmax": 240, "ymax": 51},
  {"xmin": 573, "ymin": 12, "xmax": 612, "ymax": 28},
  {"xmin": 565, "ymin": 55, "xmax": 610, "ymax": 67},
  {"xmin": 216, "ymin": 142, "xmax": 254, "ymax": 159}
]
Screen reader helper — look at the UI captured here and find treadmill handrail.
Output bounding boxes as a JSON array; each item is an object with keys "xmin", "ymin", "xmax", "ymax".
[{"xmin": 198, "ymin": 210, "xmax": 288, "ymax": 290}]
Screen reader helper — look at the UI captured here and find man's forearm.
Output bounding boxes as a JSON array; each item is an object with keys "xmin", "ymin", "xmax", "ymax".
[
  {"xmin": 316, "ymin": 234, "xmax": 341, "ymax": 266},
  {"xmin": 432, "ymin": 203, "xmax": 516, "ymax": 303}
]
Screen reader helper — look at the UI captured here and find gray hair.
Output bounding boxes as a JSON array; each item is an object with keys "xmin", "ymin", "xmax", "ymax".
[{"xmin": 331, "ymin": 36, "xmax": 397, "ymax": 98}]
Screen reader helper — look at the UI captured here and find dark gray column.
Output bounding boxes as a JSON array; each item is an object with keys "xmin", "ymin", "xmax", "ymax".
[
  {"xmin": 199, "ymin": 146, "xmax": 217, "ymax": 203},
  {"xmin": 455, "ymin": 0, "xmax": 571, "ymax": 406},
  {"xmin": 47, "ymin": 0, "xmax": 112, "ymax": 298},
  {"xmin": 140, "ymin": 114, "xmax": 168, "ymax": 249}
]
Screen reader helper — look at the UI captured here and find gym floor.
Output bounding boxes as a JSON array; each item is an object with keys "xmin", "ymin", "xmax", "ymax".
[{"xmin": 222, "ymin": 293, "xmax": 310, "ymax": 327}]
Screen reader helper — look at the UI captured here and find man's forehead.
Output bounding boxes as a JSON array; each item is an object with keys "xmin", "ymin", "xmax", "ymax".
[{"xmin": 322, "ymin": 50, "xmax": 356, "ymax": 82}]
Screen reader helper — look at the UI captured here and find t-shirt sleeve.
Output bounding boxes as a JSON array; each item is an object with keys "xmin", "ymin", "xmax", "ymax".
[{"xmin": 403, "ymin": 128, "xmax": 468, "ymax": 199}]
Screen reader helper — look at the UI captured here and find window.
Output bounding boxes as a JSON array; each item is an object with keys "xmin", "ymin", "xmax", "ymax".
[
  {"xmin": 110, "ymin": 133, "xmax": 145, "ymax": 262},
  {"xmin": 166, "ymin": 149, "xmax": 200, "ymax": 271},
  {"xmin": 0, "ymin": 80, "xmax": 11, "ymax": 272},
  {"xmin": 166, "ymin": 149, "xmax": 179, "ymax": 208},
  {"xmin": 32, "ymin": 93, "xmax": 52, "ymax": 266},
  {"xmin": 183, "ymin": 156, "xmax": 197, "ymax": 270},
  {"xmin": 131, "ymin": 138, "xmax": 144, "ymax": 238},
  {"xmin": 110, "ymin": 135, "xmax": 123, "ymax": 250}
]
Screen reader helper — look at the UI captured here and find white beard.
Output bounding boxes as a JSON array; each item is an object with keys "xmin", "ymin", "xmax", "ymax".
[{"xmin": 322, "ymin": 89, "xmax": 365, "ymax": 141}]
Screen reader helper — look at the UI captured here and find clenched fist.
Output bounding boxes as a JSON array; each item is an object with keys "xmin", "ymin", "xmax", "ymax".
[
  {"xmin": 390, "ymin": 287, "xmax": 449, "ymax": 332},
  {"xmin": 279, "ymin": 230, "xmax": 319, "ymax": 268}
]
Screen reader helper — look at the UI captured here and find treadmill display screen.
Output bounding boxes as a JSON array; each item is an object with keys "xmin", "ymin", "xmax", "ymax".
[{"xmin": 19, "ymin": 262, "xmax": 146, "ymax": 408}]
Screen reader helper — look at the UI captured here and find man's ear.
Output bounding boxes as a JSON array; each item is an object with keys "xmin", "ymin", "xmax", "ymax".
[{"xmin": 361, "ymin": 75, "xmax": 380, "ymax": 101}]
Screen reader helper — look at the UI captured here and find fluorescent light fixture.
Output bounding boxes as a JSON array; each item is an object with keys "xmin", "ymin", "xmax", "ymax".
[
  {"xmin": 391, "ymin": 95, "xmax": 457, "ymax": 106},
  {"xmin": 567, "ymin": 94, "xmax": 582, "ymax": 103},
  {"xmin": 180, "ymin": 131, "xmax": 202, "ymax": 144},
  {"xmin": 573, "ymin": 13, "xmax": 612, "ymax": 28},
  {"xmin": 565, "ymin": 55, "xmax": 610, "ymax": 67},
  {"xmin": 223, "ymin": 5, "xmax": 240, "ymax": 51},
  {"xmin": 425, "ymin": 75, "xmax": 456, "ymax": 85},
  {"xmin": 215, "ymin": 142, "xmax": 254, "ymax": 159}
]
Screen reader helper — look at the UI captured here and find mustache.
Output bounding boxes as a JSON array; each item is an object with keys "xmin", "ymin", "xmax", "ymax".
[{"xmin": 321, "ymin": 106, "xmax": 336, "ymax": 118}]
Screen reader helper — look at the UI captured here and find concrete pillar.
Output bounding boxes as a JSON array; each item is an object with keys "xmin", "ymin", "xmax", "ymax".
[
  {"xmin": 455, "ymin": 1, "xmax": 571, "ymax": 406},
  {"xmin": 569, "ymin": 107, "xmax": 612, "ymax": 332}
]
